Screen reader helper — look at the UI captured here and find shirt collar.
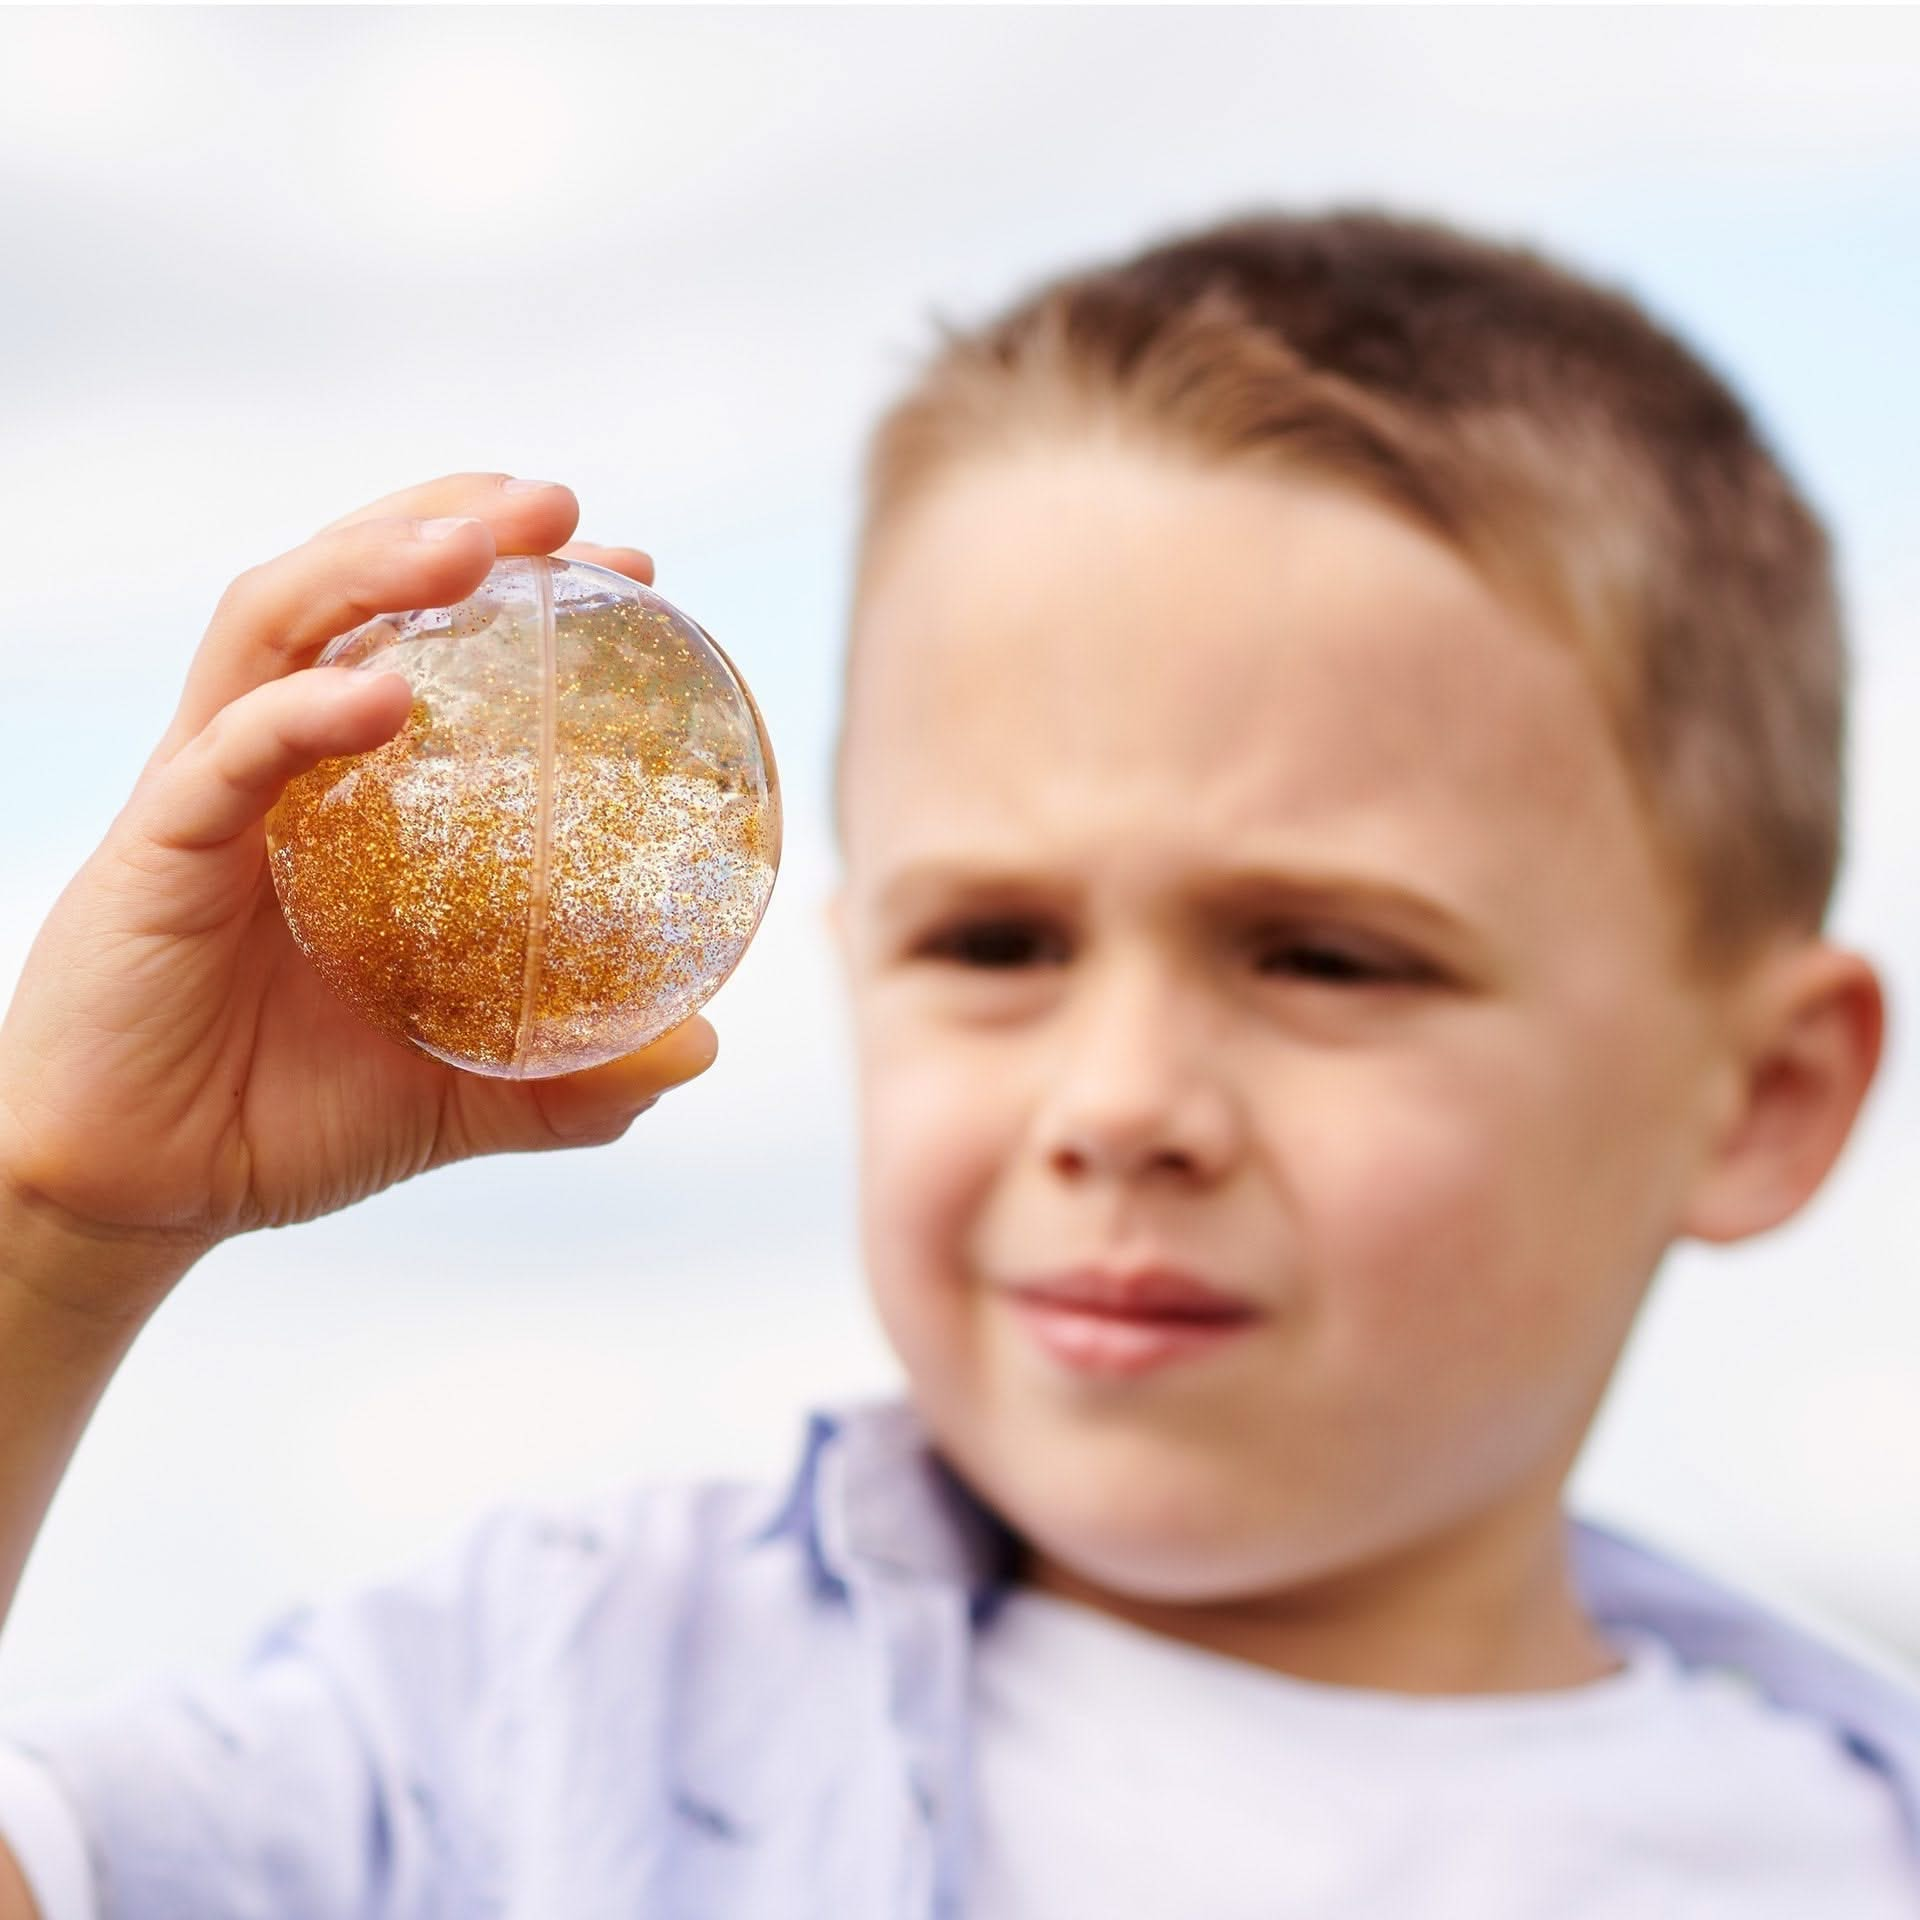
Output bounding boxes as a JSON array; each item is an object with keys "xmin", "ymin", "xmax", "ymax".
[
  {"xmin": 751, "ymin": 1394, "xmax": 1024, "ymax": 1620},
  {"xmin": 753, "ymin": 1391, "xmax": 1920, "ymax": 1833}
]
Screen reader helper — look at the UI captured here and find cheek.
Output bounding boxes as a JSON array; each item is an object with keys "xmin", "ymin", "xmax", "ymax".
[
  {"xmin": 854, "ymin": 1021, "xmax": 1035, "ymax": 1415},
  {"xmin": 856, "ymin": 1016, "xmax": 1023, "ymax": 1296},
  {"xmin": 1281, "ymin": 1049, "xmax": 1605, "ymax": 1403},
  {"xmin": 1300, "ymin": 1091, "xmax": 1517, "ymax": 1338}
]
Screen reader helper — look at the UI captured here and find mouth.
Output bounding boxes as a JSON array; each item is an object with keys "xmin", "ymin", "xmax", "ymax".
[{"xmin": 1000, "ymin": 1266, "xmax": 1263, "ymax": 1378}]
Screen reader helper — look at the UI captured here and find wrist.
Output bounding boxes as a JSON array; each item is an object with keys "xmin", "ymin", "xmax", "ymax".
[{"xmin": 0, "ymin": 1164, "xmax": 204, "ymax": 1341}]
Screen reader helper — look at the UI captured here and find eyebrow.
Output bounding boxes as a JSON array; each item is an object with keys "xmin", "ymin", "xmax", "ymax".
[{"xmin": 870, "ymin": 857, "xmax": 1487, "ymax": 956}]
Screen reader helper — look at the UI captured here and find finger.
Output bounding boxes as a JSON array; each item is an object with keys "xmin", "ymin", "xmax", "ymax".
[
  {"xmin": 554, "ymin": 540, "xmax": 655, "ymax": 586},
  {"xmin": 151, "ymin": 515, "xmax": 495, "ymax": 766},
  {"xmin": 447, "ymin": 1016, "xmax": 722, "ymax": 1156},
  {"xmin": 150, "ymin": 476, "xmax": 580, "ymax": 770},
  {"xmin": 315, "ymin": 472, "xmax": 579, "ymax": 548},
  {"xmin": 165, "ymin": 521, "xmax": 657, "ymax": 767},
  {"xmin": 130, "ymin": 666, "xmax": 415, "ymax": 861}
]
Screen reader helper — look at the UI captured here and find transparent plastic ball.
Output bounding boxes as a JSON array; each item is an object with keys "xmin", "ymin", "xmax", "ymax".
[{"xmin": 265, "ymin": 555, "xmax": 780, "ymax": 1078}]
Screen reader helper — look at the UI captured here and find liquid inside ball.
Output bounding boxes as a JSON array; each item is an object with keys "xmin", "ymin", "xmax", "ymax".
[{"xmin": 266, "ymin": 556, "xmax": 780, "ymax": 1078}]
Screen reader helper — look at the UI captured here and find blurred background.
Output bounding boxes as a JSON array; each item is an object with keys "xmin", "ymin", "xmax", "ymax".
[{"xmin": 1, "ymin": 5, "xmax": 1917, "ymax": 1709}]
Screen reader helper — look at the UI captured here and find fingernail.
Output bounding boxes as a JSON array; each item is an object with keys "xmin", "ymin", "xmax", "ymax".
[
  {"xmin": 503, "ymin": 478, "xmax": 565, "ymax": 494},
  {"xmin": 418, "ymin": 515, "xmax": 481, "ymax": 541}
]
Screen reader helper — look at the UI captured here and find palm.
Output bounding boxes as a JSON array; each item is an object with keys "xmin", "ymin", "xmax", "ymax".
[
  {"xmin": 240, "ymin": 896, "xmax": 595, "ymax": 1228},
  {"xmin": 5, "ymin": 841, "xmax": 527, "ymax": 1248},
  {"xmin": 228, "ymin": 898, "xmax": 486, "ymax": 1231}
]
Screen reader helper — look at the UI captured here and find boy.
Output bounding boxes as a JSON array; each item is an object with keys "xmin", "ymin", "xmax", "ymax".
[{"xmin": 0, "ymin": 208, "xmax": 1916, "ymax": 1915}]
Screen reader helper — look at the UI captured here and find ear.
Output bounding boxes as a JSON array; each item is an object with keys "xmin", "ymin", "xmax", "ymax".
[{"xmin": 1678, "ymin": 942, "xmax": 1887, "ymax": 1245}]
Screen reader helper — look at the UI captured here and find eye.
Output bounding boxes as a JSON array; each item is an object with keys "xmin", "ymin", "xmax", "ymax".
[
  {"xmin": 917, "ymin": 916, "xmax": 1068, "ymax": 970},
  {"xmin": 1249, "ymin": 930, "xmax": 1417, "ymax": 986}
]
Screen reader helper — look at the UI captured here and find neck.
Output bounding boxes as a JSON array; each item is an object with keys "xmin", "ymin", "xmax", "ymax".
[{"xmin": 1018, "ymin": 1493, "xmax": 1618, "ymax": 1697}]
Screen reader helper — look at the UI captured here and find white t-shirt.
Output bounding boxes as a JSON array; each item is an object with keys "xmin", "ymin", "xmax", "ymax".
[
  {"xmin": 967, "ymin": 1584, "xmax": 1920, "ymax": 1918},
  {"xmin": 2, "ymin": 1523, "xmax": 1916, "ymax": 1918}
]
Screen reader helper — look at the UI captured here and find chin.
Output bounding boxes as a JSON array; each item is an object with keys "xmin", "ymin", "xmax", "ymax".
[
  {"xmin": 934, "ymin": 1394, "xmax": 1333, "ymax": 1605},
  {"xmin": 1024, "ymin": 1505, "xmax": 1328, "ymax": 1606}
]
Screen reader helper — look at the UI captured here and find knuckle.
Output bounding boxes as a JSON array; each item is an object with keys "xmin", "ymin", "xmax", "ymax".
[
  {"xmin": 195, "ymin": 682, "xmax": 280, "ymax": 762},
  {"xmin": 331, "ymin": 512, "xmax": 410, "ymax": 544},
  {"xmin": 194, "ymin": 699, "xmax": 240, "ymax": 756},
  {"xmin": 403, "ymin": 472, "xmax": 511, "ymax": 502},
  {"xmin": 430, "ymin": 471, "xmax": 512, "ymax": 497},
  {"xmin": 322, "ymin": 513, "xmax": 415, "ymax": 562},
  {"xmin": 190, "ymin": 714, "xmax": 253, "ymax": 793},
  {"xmin": 211, "ymin": 551, "xmax": 353, "ymax": 665},
  {"xmin": 532, "ymin": 1095, "xmax": 635, "ymax": 1152},
  {"xmin": 292, "ymin": 524, "xmax": 411, "ymax": 640},
  {"xmin": 212, "ymin": 561, "xmax": 271, "ymax": 623},
  {"xmin": 323, "ymin": 581, "xmax": 392, "ymax": 640},
  {"xmin": 317, "ymin": 475, "xmax": 506, "ymax": 538}
]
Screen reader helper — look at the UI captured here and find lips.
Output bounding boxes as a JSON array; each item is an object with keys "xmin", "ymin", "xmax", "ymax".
[
  {"xmin": 1000, "ymin": 1267, "xmax": 1261, "ymax": 1378},
  {"xmin": 1003, "ymin": 1265, "xmax": 1260, "ymax": 1323}
]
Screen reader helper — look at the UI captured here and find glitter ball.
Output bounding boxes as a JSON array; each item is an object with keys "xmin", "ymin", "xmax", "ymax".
[{"xmin": 266, "ymin": 556, "xmax": 780, "ymax": 1078}]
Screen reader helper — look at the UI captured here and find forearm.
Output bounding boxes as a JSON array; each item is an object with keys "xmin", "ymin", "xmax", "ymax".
[{"xmin": 0, "ymin": 1183, "xmax": 200, "ymax": 1637}]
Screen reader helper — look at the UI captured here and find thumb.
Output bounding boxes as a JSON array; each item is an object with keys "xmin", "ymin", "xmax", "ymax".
[{"xmin": 446, "ymin": 1015, "xmax": 722, "ymax": 1158}]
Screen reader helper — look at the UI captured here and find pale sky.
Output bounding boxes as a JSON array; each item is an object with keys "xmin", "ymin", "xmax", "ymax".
[{"xmin": 1, "ymin": 5, "xmax": 1917, "ymax": 1705}]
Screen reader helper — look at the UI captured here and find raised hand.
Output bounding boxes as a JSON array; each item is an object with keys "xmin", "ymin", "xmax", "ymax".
[{"xmin": 0, "ymin": 474, "xmax": 717, "ymax": 1320}]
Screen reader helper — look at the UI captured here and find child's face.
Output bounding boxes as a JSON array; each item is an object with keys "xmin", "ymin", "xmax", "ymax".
[{"xmin": 833, "ymin": 440, "xmax": 1728, "ymax": 1606}]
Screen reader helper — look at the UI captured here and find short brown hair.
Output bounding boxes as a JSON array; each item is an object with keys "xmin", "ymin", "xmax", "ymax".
[{"xmin": 846, "ymin": 207, "xmax": 1846, "ymax": 981}]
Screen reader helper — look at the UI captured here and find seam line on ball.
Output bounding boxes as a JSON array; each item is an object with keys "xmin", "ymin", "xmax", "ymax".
[{"xmin": 511, "ymin": 556, "xmax": 559, "ymax": 1075}]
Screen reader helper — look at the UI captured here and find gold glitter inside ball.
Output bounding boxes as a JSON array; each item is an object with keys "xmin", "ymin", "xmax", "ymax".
[{"xmin": 266, "ymin": 556, "xmax": 780, "ymax": 1078}]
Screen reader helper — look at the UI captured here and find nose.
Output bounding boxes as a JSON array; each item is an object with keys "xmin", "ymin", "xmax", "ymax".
[{"xmin": 1034, "ymin": 955, "xmax": 1243, "ymax": 1188}]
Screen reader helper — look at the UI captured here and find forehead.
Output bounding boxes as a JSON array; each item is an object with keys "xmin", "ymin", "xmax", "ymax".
[{"xmin": 841, "ymin": 443, "xmax": 1670, "ymax": 957}]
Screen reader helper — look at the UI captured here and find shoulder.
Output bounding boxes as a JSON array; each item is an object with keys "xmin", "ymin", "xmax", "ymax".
[
  {"xmin": 420, "ymin": 1470, "xmax": 786, "ymax": 1622},
  {"xmin": 1571, "ymin": 1513, "xmax": 1920, "ymax": 1845},
  {"xmin": 275, "ymin": 1464, "xmax": 804, "ymax": 1686},
  {"xmin": 0, "ymin": 1429, "xmax": 864, "ymax": 1920}
]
